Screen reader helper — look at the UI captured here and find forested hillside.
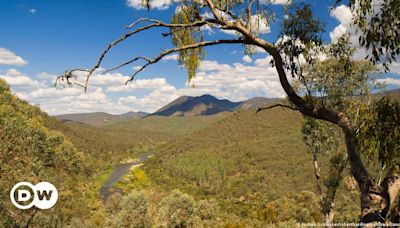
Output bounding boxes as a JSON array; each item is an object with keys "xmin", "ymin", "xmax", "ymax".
[
  {"xmin": 0, "ymin": 79, "xmax": 92, "ymax": 227},
  {"xmin": 142, "ymin": 108, "xmax": 360, "ymax": 224}
]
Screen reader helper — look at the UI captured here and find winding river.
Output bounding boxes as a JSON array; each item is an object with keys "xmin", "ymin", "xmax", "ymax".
[{"xmin": 100, "ymin": 151, "xmax": 153, "ymax": 200}]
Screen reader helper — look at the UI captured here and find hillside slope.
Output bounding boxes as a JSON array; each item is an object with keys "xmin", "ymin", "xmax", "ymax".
[
  {"xmin": 144, "ymin": 108, "xmax": 317, "ymax": 217},
  {"xmin": 0, "ymin": 79, "xmax": 91, "ymax": 227},
  {"xmin": 53, "ymin": 111, "xmax": 148, "ymax": 126}
]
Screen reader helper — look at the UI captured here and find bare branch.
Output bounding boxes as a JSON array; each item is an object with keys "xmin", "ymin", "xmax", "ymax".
[
  {"xmin": 124, "ymin": 38, "xmax": 249, "ymax": 84},
  {"xmin": 256, "ymin": 103, "xmax": 299, "ymax": 113},
  {"xmin": 102, "ymin": 57, "xmax": 152, "ymax": 74},
  {"xmin": 84, "ymin": 19, "xmax": 210, "ymax": 90},
  {"xmin": 125, "ymin": 18, "xmax": 160, "ymax": 29},
  {"xmin": 55, "ymin": 68, "xmax": 89, "ymax": 88}
]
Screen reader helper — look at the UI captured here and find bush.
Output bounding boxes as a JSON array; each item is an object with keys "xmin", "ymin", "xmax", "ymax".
[
  {"xmin": 114, "ymin": 191, "xmax": 150, "ymax": 228},
  {"xmin": 195, "ymin": 198, "xmax": 220, "ymax": 220},
  {"xmin": 157, "ymin": 190, "xmax": 198, "ymax": 227}
]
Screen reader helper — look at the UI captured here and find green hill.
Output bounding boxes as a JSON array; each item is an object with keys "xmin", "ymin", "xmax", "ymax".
[
  {"xmin": 143, "ymin": 109, "xmax": 315, "ymax": 217},
  {"xmin": 0, "ymin": 79, "xmax": 92, "ymax": 227}
]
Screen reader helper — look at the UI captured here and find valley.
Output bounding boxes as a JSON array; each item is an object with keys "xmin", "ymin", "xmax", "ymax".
[{"xmin": 1, "ymin": 81, "xmax": 398, "ymax": 226}]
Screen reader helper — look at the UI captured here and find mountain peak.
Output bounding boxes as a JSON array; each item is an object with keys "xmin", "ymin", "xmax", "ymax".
[
  {"xmin": 151, "ymin": 94, "xmax": 276, "ymax": 117},
  {"xmin": 151, "ymin": 94, "xmax": 239, "ymax": 117}
]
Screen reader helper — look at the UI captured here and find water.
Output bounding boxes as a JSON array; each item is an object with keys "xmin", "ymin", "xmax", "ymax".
[{"xmin": 100, "ymin": 151, "xmax": 153, "ymax": 200}]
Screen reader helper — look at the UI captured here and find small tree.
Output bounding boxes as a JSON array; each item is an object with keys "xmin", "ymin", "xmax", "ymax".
[
  {"xmin": 114, "ymin": 191, "xmax": 151, "ymax": 228},
  {"xmin": 302, "ymin": 117, "xmax": 344, "ymax": 223},
  {"xmin": 157, "ymin": 190, "xmax": 198, "ymax": 227}
]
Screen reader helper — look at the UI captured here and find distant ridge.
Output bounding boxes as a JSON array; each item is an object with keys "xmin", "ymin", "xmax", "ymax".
[
  {"xmin": 53, "ymin": 111, "xmax": 148, "ymax": 126},
  {"xmin": 151, "ymin": 94, "xmax": 278, "ymax": 117},
  {"xmin": 53, "ymin": 88, "xmax": 400, "ymax": 122}
]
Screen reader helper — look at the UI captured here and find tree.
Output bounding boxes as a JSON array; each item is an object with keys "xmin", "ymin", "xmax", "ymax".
[
  {"xmin": 57, "ymin": 0, "xmax": 399, "ymax": 224},
  {"xmin": 300, "ymin": 35, "xmax": 376, "ymax": 223},
  {"xmin": 302, "ymin": 117, "xmax": 345, "ymax": 223},
  {"xmin": 113, "ymin": 191, "xmax": 151, "ymax": 228}
]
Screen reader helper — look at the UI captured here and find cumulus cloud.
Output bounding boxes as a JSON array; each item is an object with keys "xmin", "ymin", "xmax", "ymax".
[
  {"xmin": 107, "ymin": 78, "xmax": 170, "ymax": 92},
  {"xmin": 1, "ymin": 54, "xmax": 288, "ymax": 115},
  {"xmin": 329, "ymin": 4, "xmax": 399, "ymax": 69},
  {"xmin": 329, "ymin": 4, "xmax": 376, "ymax": 61},
  {"xmin": 0, "ymin": 69, "xmax": 44, "ymax": 89},
  {"xmin": 242, "ymin": 55, "xmax": 252, "ymax": 63},
  {"xmin": 126, "ymin": 0, "xmax": 173, "ymax": 10},
  {"xmin": 377, "ymin": 77, "xmax": 400, "ymax": 86},
  {"xmin": 269, "ymin": 0, "xmax": 291, "ymax": 4},
  {"xmin": 0, "ymin": 48, "xmax": 28, "ymax": 66},
  {"xmin": 329, "ymin": 5, "xmax": 353, "ymax": 42},
  {"xmin": 163, "ymin": 54, "xmax": 179, "ymax": 61}
]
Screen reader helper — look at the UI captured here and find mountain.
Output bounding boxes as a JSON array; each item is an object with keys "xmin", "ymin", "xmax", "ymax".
[
  {"xmin": 384, "ymin": 88, "xmax": 400, "ymax": 99},
  {"xmin": 53, "ymin": 111, "xmax": 148, "ymax": 126},
  {"xmin": 151, "ymin": 94, "xmax": 241, "ymax": 117},
  {"xmin": 235, "ymin": 97, "xmax": 280, "ymax": 110},
  {"xmin": 151, "ymin": 94, "xmax": 278, "ymax": 117}
]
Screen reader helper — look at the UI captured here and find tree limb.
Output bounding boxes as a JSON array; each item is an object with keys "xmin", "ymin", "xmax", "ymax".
[
  {"xmin": 256, "ymin": 103, "xmax": 299, "ymax": 113},
  {"xmin": 123, "ymin": 38, "xmax": 249, "ymax": 83},
  {"xmin": 83, "ymin": 19, "xmax": 211, "ymax": 90}
]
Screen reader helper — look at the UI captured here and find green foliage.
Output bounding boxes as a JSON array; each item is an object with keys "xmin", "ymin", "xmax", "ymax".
[
  {"xmin": 350, "ymin": 0, "xmax": 400, "ymax": 69},
  {"xmin": 358, "ymin": 98, "xmax": 400, "ymax": 167},
  {"xmin": 302, "ymin": 117, "xmax": 341, "ymax": 156},
  {"xmin": 157, "ymin": 189, "xmax": 198, "ymax": 227},
  {"xmin": 0, "ymin": 79, "xmax": 91, "ymax": 226},
  {"xmin": 262, "ymin": 191, "xmax": 322, "ymax": 223},
  {"xmin": 114, "ymin": 191, "xmax": 151, "ymax": 228},
  {"xmin": 282, "ymin": 3, "xmax": 324, "ymax": 45},
  {"xmin": 171, "ymin": 5, "xmax": 204, "ymax": 82},
  {"xmin": 302, "ymin": 35, "xmax": 376, "ymax": 121},
  {"xmin": 195, "ymin": 198, "xmax": 220, "ymax": 220},
  {"xmin": 280, "ymin": 3, "xmax": 325, "ymax": 78},
  {"xmin": 145, "ymin": 109, "xmax": 319, "ymax": 221}
]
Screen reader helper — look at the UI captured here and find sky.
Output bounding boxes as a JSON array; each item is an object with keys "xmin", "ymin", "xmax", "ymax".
[{"xmin": 0, "ymin": 0, "xmax": 399, "ymax": 115}]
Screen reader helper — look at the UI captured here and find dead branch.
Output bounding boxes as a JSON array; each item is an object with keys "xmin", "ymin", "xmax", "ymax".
[
  {"xmin": 256, "ymin": 103, "xmax": 299, "ymax": 113},
  {"xmin": 83, "ymin": 19, "xmax": 211, "ymax": 90},
  {"xmin": 55, "ymin": 68, "xmax": 89, "ymax": 87},
  {"xmin": 102, "ymin": 57, "xmax": 152, "ymax": 74},
  {"xmin": 122, "ymin": 38, "xmax": 249, "ymax": 84}
]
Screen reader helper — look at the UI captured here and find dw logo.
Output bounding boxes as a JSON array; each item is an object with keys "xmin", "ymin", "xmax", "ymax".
[{"xmin": 10, "ymin": 182, "xmax": 58, "ymax": 209}]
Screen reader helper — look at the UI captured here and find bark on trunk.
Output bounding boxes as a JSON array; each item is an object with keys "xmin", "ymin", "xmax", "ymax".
[{"xmin": 312, "ymin": 152, "xmax": 337, "ymax": 225}]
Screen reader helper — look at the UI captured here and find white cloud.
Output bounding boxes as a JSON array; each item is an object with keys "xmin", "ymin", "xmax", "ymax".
[
  {"xmin": 249, "ymin": 14, "xmax": 270, "ymax": 34},
  {"xmin": 387, "ymin": 62, "xmax": 400, "ymax": 75},
  {"xmin": 329, "ymin": 5, "xmax": 353, "ymax": 42},
  {"xmin": 107, "ymin": 78, "xmax": 169, "ymax": 92},
  {"xmin": 0, "ymin": 48, "xmax": 28, "ymax": 66},
  {"xmin": 126, "ymin": 0, "xmax": 172, "ymax": 10},
  {"xmin": 1, "ymin": 54, "xmax": 287, "ymax": 115},
  {"xmin": 202, "ymin": 10, "xmax": 270, "ymax": 36},
  {"xmin": 163, "ymin": 54, "xmax": 179, "ymax": 61},
  {"xmin": 29, "ymin": 8, "xmax": 36, "ymax": 14},
  {"xmin": 270, "ymin": 0, "xmax": 291, "ymax": 4},
  {"xmin": 242, "ymin": 55, "xmax": 252, "ymax": 63},
  {"xmin": 0, "ymin": 69, "xmax": 43, "ymax": 89},
  {"xmin": 377, "ymin": 77, "xmax": 400, "ymax": 86},
  {"xmin": 329, "ymin": 4, "xmax": 400, "ymax": 67}
]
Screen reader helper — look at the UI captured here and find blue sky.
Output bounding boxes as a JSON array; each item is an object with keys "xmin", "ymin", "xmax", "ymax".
[{"xmin": 0, "ymin": 0, "xmax": 399, "ymax": 114}]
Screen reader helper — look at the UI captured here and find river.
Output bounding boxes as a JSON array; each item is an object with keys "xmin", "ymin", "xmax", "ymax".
[{"xmin": 100, "ymin": 151, "xmax": 153, "ymax": 200}]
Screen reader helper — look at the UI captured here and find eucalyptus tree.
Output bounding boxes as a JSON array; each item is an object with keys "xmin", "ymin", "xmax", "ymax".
[
  {"xmin": 300, "ymin": 35, "xmax": 376, "ymax": 223},
  {"xmin": 57, "ymin": 0, "xmax": 399, "ymax": 223}
]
